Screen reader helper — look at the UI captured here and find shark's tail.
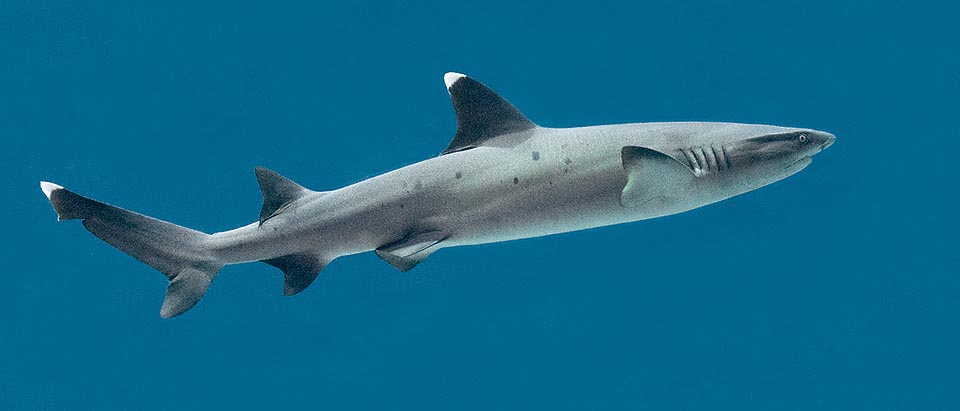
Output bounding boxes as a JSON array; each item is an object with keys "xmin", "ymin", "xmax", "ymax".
[{"xmin": 40, "ymin": 181, "xmax": 223, "ymax": 318}]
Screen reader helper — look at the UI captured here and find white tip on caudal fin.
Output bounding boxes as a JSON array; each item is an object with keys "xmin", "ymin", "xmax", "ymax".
[
  {"xmin": 40, "ymin": 181, "xmax": 63, "ymax": 199},
  {"xmin": 444, "ymin": 72, "xmax": 466, "ymax": 90},
  {"xmin": 38, "ymin": 180, "xmax": 221, "ymax": 318}
]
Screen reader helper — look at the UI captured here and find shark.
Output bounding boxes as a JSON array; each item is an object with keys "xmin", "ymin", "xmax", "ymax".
[{"xmin": 40, "ymin": 73, "xmax": 835, "ymax": 318}]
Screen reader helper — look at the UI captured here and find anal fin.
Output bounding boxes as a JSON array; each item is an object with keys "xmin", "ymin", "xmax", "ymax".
[
  {"xmin": 375, "ymin": 230, "xmax": 447, "ymax": 272},
  {"xmin": 262, "ymin": 253, "xmax": 328, "ymax": 296}
]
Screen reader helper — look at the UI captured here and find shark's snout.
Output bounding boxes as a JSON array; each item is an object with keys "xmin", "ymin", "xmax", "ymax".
[
  {"xmin": 805, "ymin": 130, "xmax": 835, "ymax": 157},
  {"xmin": 821, "ymin": 132, "xmax": 836, "ymax": 151}
]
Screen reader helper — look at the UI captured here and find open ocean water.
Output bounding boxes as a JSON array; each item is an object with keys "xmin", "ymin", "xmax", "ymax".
[{"xmin": 2, "ymin": 1, "xmax": 958, "ymax": 409}]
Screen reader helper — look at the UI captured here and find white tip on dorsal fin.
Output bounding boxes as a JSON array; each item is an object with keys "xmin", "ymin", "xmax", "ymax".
[
  {"xmin": 40, "ymin": 181, "xmax": 63, "ymax": 199},
  {"xmin": 444, "ymin": 72, "xmax": 466, "ymax": 91},
  {"xmin": 440, "ymin": 73, "xmax": 537, "ymax": 155}
]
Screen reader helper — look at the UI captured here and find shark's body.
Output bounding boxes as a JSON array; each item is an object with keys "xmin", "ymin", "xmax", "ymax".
[{"xmin": 41, "ymin": 73, "xmax": 835, "ymax": 318}]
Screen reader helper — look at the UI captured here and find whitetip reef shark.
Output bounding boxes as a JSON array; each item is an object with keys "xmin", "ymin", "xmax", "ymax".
[{"xmin": 40, "ymin": 72, "xmax": 835, "ymax": 318}]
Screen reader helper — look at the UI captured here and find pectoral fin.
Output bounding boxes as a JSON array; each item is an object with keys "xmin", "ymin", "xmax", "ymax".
[
  {"xmin": 376, "ymin": 230, "xmax": 448, "ymax": 272},
  {"xmin": 620, "ymin": 146, "xmax": 697, "ymax": 208}
]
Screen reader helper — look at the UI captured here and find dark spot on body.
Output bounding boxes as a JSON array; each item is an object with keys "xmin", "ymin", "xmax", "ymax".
[
  {"xmin": 513, "ymin": 177, "xmax": 519, "ymax": 184},
  {"xmin": 564, "ymin": 157, "xmax": 572, "ymax": 165},
  {"xmin": 455, "ymin": 171, "xmax": 462, "ymax": 179},
  {"xmin": 532, "ymin": 151, "xmax": 540, "ymax": 161},
  {"xmin": 563, "ymin": 168, "xmax": 569, "ymax": 174}
]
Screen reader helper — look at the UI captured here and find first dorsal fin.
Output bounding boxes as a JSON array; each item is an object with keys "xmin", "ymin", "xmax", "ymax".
[
  {"xmin": 441, "ymin": 72, "xmax": 537, "ymax": 155},
  {"xmin": 255, "ymin": 166, "xmax": 309, "ymax": 225}
]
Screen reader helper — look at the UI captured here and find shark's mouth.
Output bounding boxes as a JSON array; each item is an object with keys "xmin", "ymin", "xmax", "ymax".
[
  {"xmin": 756, "ymin": 155, "xmax": 813, "ymax": 187},
  {"xmin": 785, "ymin": 156, "xmax": 813, "ymax": 172}
]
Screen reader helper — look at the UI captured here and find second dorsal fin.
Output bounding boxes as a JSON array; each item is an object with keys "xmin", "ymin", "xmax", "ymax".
[
  {"xmin": 441, "ymin": 73, "xmax": 537, "ymax": 155},
  {"xmin": 255, "ymin": 166, "xmax": 310, "ymax": 225}
]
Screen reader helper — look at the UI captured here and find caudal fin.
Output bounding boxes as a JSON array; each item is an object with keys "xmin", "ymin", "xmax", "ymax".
[{"xmin": 40, "ymin": 181, "xmax": 222, "ymax": 318}]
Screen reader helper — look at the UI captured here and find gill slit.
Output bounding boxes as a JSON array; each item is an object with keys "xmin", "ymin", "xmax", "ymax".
[
  {"xmin": 702, "ymin": 145, "xmax": 718, "ymax": 173},
  {"xmin": 710, "ymin": 145, "xmax": 723, "ymax": 171},
  {"xmin": 693, "ymin": 146, "xmax": 708, "ymax": 175},
  {"xmin": 680, "ymin": 148, "xmax": 700, "ymax": 173},
  {"xmin": 720, "ymin": 143, "xmax": 731, "ymax": 169}
]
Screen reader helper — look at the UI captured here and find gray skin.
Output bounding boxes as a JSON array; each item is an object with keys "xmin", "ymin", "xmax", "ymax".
[
  {"xmin": 213, "ymin": 122, "xmax": 834, "ymax": 264},
  {"xmin": 40, "ymin": 73, "xmax": 835, "ymax": 317}
]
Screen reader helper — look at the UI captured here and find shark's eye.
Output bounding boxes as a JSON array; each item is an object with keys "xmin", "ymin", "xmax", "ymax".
[{"xmin": 798, "ymin": 133, "xmax": 808, "ymax": 143}]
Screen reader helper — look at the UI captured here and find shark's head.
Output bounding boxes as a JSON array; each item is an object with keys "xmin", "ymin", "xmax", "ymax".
[
  {"xmin": 641, "ymin": 123, "xmax": 836, "ymax": 209},
  {"xmin": 619, "ymin": 122, "xmax": 835, "ymax": 214},
  {"xmin": 721, "ymin": 127, "xmax": 835, "ymax": 187}
]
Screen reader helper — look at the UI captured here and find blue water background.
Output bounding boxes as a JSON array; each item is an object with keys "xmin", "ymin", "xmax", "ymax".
[{"xmin": 2, "ymin": 1, "xmax": 958, "ymax": 409}]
